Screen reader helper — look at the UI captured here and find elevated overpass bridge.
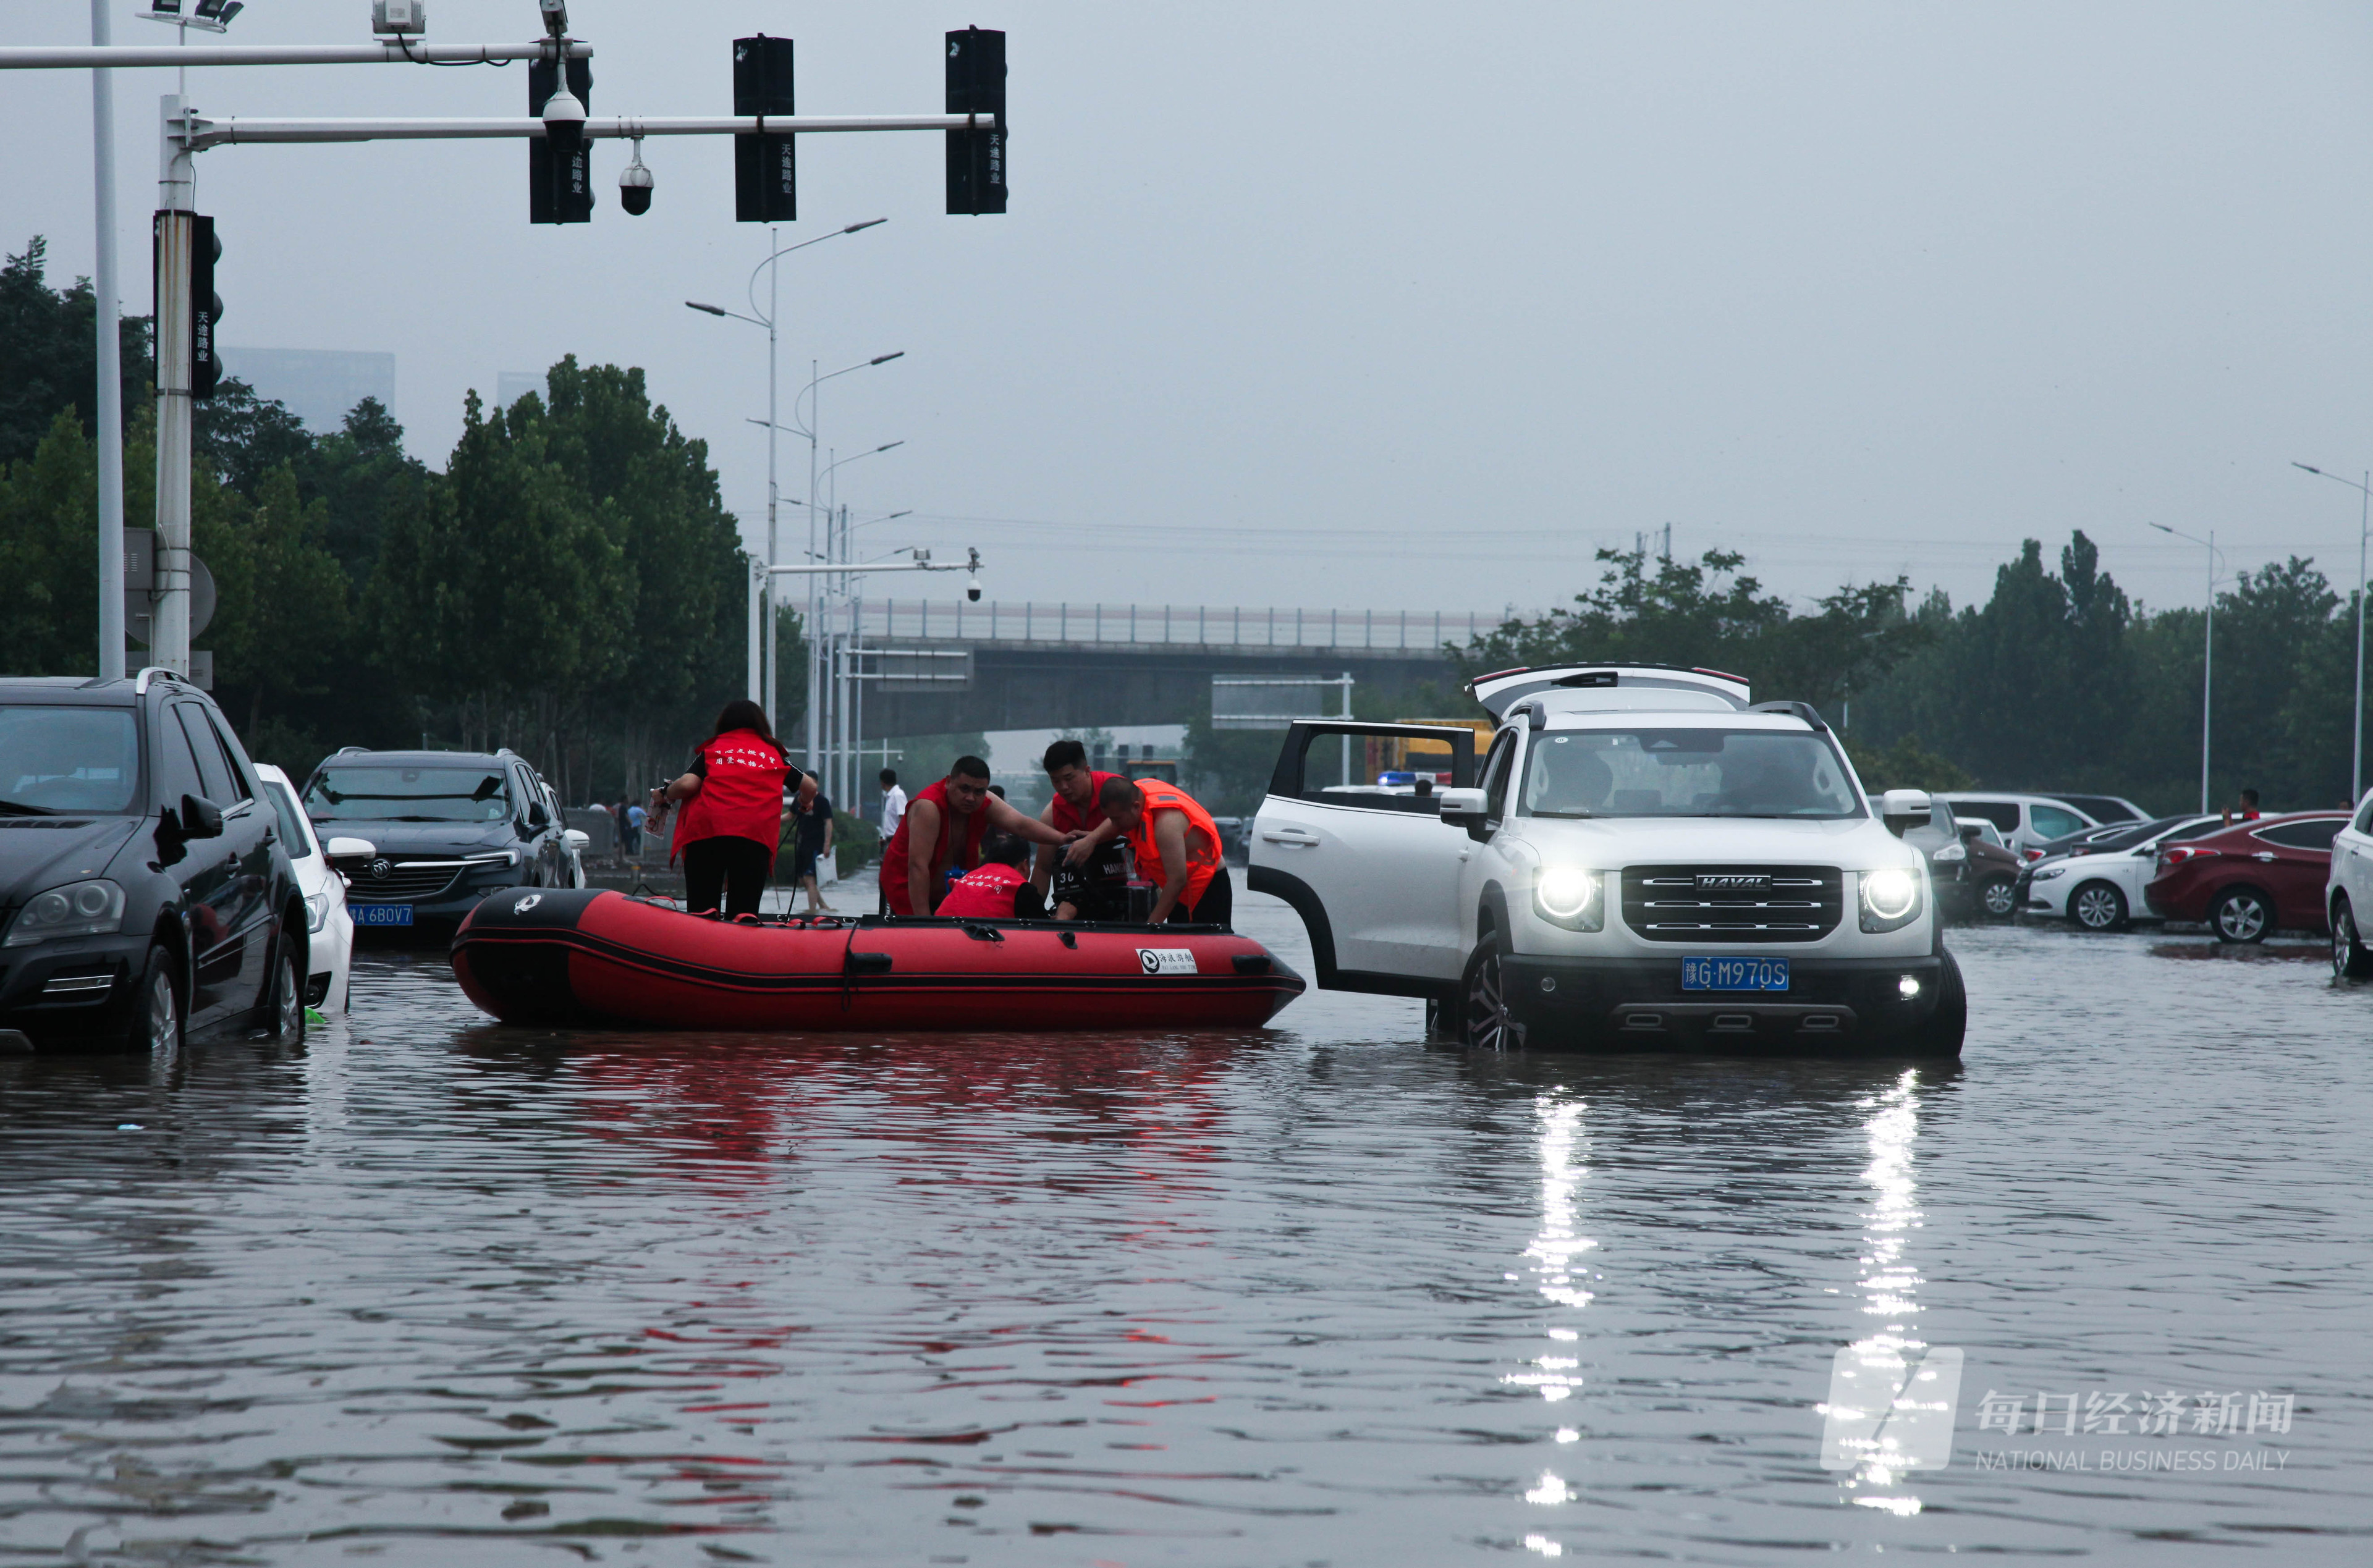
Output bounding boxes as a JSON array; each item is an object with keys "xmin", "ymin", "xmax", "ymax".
[{"xmin": 821, "ymin": 599, "xmax": 1512, "ymax": 735}]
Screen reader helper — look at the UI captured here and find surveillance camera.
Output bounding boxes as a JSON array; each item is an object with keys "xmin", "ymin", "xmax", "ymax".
[
  {"xmin": 538, "ymin": 0, "xmax": 569, "ymax": 36},
  {"xmin": 967, "ymin": 576, "xmax": 982, "ymax": 603},
  {"xmin": 540, "ymin": 83, "xmax": 585, "ymax": 153},
  {"xmin": 619, "ymin": 146, "xmax": 653, "ymax": 216}
]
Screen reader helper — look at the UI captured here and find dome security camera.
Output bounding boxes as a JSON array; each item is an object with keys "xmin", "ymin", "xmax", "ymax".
[
  {"xmin": 967, "ymin": 575, "xmax": 982, "ymax": 602},
  {"xmin": 541, "ymin": 84, "xmax": 586, "ymax": 154},
  {"xmin": 620, "ymin": 138, "xmax": 653, "ymax": 216}
]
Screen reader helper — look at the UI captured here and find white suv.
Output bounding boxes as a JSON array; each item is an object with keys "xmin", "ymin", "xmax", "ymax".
[{"xmin": 1248, "ymin": 664, "xmax": 1965, "ymax": 1056}]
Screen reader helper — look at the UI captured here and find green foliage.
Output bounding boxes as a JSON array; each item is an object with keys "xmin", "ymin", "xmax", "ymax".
[
  {"xmin": 0, "ymin": 238, "xmax": 149, "ymax": 471},
  {"xmin": 1845, "ymin": 735, "xmax": 1974, "ymax": 795},
  {"xmin": 1460, "ymin": 546, "xmax": 1926, "ymax": 714}
]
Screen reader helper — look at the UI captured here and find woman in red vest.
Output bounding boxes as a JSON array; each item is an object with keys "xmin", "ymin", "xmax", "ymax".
[
  {"xmin": 651, "ymin": 700, "xmax": 793, "ymax": 918},
  {"xmin": 880, "ymin": 756, "xmax": 1079, "ymax": 916}
]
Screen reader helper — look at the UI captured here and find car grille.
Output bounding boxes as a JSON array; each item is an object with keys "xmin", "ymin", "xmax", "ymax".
[
  {"xmin": 1620, "ymin": 865, "xmax": 1845, "ymax": 943},
  {"xmin": 349, "ymin": 861, "xmax": 467, "ymax": 900}
]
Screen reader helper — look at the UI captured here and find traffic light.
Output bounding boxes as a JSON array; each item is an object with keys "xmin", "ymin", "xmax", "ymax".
[
  {"xmin": 733, "ymin": 35, "xmax": 796, "ymax": 222},
  {"xmin": 529, "ymin": 54, "xmax": 594, "ymax": 223},
  {"xmin": 945, "ymin": 27, "xmax": 1005, "ymax": 215},
  {"xmin": 154, "ymin": 212, "xmax": 223, "ymax": 398}
]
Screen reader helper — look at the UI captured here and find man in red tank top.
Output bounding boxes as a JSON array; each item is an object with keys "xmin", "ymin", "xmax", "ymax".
[
  {"xmin": 879, "ymin": 756, "xmax": 1081, "ymax": 916},
  {"xmin": 1031, "ymin": 738, "xmax": 1126, "ymax": 913}
]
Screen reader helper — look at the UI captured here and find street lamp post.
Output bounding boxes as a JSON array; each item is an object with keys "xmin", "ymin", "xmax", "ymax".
[
  {"xmin": 684, "ymin": 217, "xmax": 886, "ymax": 728},
  {"xmin": 812, "ymin": 440, "xmax": 905, "ymax": 803},
  {"xmin": 2290, "ymin": 462, "xmax": 2372, "ymax": 807},
  {"xmin": 2150, "ymin": 523, "xmax": 2226, "ymax": 814}
]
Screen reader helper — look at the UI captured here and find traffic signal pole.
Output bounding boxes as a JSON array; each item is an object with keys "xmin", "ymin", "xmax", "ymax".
[
  {"xmin": 88, "ymin": 0, "xmax": 125, "ymax": 683},
  {"xmin": 153, "ymin": 99, "xmax": 197, "ymax": 676},
  {"xmin": 7, "ymin": 27, "xmax": 1002, "ymax": 684}
]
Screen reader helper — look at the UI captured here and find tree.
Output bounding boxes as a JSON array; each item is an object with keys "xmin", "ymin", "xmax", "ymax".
[
  {"xmin": 0, "ymin": 409, "xmax": 98, "ymax": 674},
  {"xmin": 209, "ymin": 465, "xmax": 351, "ymax": 732},
  {"xmin": 0, "ymin": 237, "xmax": 149, "ymax": 471}
]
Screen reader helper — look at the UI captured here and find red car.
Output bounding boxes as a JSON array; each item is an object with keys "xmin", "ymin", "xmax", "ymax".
[{"xmin": 2140, "ymin": 812, "xmax": 2350, "ymax": 942}]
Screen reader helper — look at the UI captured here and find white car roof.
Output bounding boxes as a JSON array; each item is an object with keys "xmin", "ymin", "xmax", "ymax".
[{"xmin": 1470, "ymin": 664, "xmax": 1751, "ymax": 720}]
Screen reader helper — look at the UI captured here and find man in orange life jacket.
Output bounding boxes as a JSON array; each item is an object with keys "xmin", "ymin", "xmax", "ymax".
[
  {"xmin": 1094, "ymin": 774, "xmax": 1233, "ymax": 928},
  {"xmin": 880, "ymin": 756, "xmax": 1079, "ymax": 916}
]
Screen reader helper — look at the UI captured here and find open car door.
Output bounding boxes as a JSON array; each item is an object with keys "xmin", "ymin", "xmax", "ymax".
[{"xmin": 1247, "ymin": 722, "xmax": 1479, "ymax": 997}]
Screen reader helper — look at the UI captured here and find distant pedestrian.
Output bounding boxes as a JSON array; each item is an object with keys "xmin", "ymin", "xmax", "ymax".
[
  {"xmin": 622, "ymin": 798, "xmax": 645, "ymax": 860},
  {"xmin": 789, "ymin": 770, "xmax": 837, "ymax": 914},
  {"xmin": 2223, "ymin": 787, "xmax": 2262, "ymax": 827},
  {"xmin": 651, "ymin": 699, "xmax": 792, "ymax": 918},
  {"xmin": 879, "ymin": 768, "xmax": 907, "ymax": 837}
]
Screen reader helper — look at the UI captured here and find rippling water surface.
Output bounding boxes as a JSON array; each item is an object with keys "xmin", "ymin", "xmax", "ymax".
[{"xmin": 4, "ymin": 887, "xmax": 2370, "ymax": 1565}]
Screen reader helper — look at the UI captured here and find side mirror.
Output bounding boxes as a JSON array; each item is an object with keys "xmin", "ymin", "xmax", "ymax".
[
  {"xmin": 1879, "ymin": 788, "xmax": 1932, "ymax": 838},
  {"xmin": 564, "ymin": 829, "xmax": 590, "ymax": 851},
  {"xmin": 325, "ymin": 836, "xmax": 376, "ymax": 859},
  {"xmin": 1436, "ymin": 787, "xmax": 1487, "ymax": 825},
  {"xmin": 1958, "ymin": 823, "xmax": 1982, "ymax": 840},
  {"xmin": 178, "ymin": 793, "xmax": 225, "ymax": 839}
]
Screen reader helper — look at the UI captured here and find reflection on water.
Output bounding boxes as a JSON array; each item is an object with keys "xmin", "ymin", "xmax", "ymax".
[
  {"xmin": 1821, "ymin": 1068, "xmax": 1960, "ymax": 1514},
  {"xmin": 1, "ymin": 918, "xmax": 2371, "ymax": 1562}
]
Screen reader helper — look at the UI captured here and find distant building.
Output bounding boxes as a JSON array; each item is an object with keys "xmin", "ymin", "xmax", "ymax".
[
  {"xmin": 215, "ymin": 347, "xmax": 395, "ymax": 434},
  {"xmin": 496, "ymin": 371, "xmax": 545, "ymax": 410}
]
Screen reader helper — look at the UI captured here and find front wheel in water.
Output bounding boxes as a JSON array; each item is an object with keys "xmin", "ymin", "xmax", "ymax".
[
  {"xmin": 265, "ymin": 934, "xmax": 307, "ymax": 1042},
  {"xmin": 1903, "ymin": 948, "xmax": 1966, "ymax": 1058},
  {"xmin": 2210, "ymin": 887, "xmax": 2272, "ymax": 945},
  {"xmin": 2333, "ymin": 898, "xmax": 2373, "ymax": 979},
  {"xmin": 2070, "ymin": 881, "xmax": 2127, "ymax": 932},
  {"xmin": 128, "ymin": 944, "xmax": 180, "ymax": 1055},
  {"xmin": 1460, "ymin": 939, "xmax": 1521, "ymax": 1052}
]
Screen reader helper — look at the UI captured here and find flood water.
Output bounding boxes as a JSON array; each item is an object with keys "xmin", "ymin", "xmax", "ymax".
[{"xmin": 4, "ymin": 882, "xmax": 2370, "ymax": 1566}]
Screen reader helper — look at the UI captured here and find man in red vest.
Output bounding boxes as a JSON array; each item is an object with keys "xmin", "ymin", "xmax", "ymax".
[
  {"xmin": 1031, "ymin": 737, "xmax": 1128, "ymax": 918},
  {"xmin": 881, "ymin": 756, "xmax": 1080, "ymax": 916}
]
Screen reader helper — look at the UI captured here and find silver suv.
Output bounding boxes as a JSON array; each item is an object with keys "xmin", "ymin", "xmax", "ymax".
[{"xmin": 1248, "ymin": 664, "xmax": 1964, "ymax": 1056}]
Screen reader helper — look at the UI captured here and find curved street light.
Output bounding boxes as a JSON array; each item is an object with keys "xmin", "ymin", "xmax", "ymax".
[
  {"xmin": 2291, "ymin": 462, "xmax": 2372, "ymax": 808},
  {"xmin": 2150, "ymin": 521, "xmax": 2228, "ymax": 816}
]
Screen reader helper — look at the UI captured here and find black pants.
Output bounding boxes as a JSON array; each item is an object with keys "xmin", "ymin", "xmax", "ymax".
[
  {"xmin": 684, "ymin": 834, "xmax": 772, "ymax": 917},
  {"xmin": 1167, "ymin": 865, "xmax": 1233, "ymax": 930}
]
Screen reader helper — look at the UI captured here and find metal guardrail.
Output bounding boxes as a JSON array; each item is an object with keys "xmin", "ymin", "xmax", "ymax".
[{"xmin": 824, "ymin": 601, "xmax": 1517, "ymax": 651}]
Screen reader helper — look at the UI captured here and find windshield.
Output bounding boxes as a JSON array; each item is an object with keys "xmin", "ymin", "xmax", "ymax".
[
  {"xmin": 0, "ymin": 706, "xmax": 141, "ymax": 815},
  {"xmin": 305, "ymin": 764, "xmax": 512, "ymax": 823},
  {"xmin": 1519, "ymin": 728, "xmax": 1862, "ymax": 820}
]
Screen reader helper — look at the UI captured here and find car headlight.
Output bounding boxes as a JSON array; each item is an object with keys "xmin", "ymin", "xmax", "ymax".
[
  {"xmin": 2033, "ymin": 864, "xmax": 2066, "ymax": 880},
  {"xmin": 3, "ymin": 878, "xmax": 127, "ymax": 947},
  {"xmin": 1533, "ymin": 866, "xmax": 1604, "ymax": 931},
  {"xmin": 304, "ymin": 891, "xmax": 329, "ymax": 932},
  {"xmin": 1930, "ymin": 841, "xmax": 1966, "ymax": 863},
  {"xmin": 1858, "ymin": 866, "xmax": 1923, "ymax": 933}
]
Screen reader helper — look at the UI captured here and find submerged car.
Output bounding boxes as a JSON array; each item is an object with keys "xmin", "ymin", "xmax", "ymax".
[
  {"xmin": 256, "ymin": 763, "xmax": 363, "ymax": 1012},
  {"xmin": 2326, "ymin": 791, "xmax": 2373, "ymax": 977},
  {"xmin": 300, "ymin": 748, "xmax": 573, "ymax": 930},
  {"xmin": 0, "ymin": 670, "xmax": 307, "ymax": 1052},
  {"xmin": 1250, "ymin": 665, "xmax": 1963, "ymax": 1056},
  {"xmin": 2141, "ymin": 812, "xmax": 2348, "ymax": 942}
]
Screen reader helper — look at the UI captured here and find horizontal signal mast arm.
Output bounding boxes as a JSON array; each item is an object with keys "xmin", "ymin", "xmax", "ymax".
[
  {"xmin": 184, "ymin": 112, "xmax": 996, "ymax": 148},
  {"xmin": 0, "ymin": 41, "xmax": 591, "ymax": 68},
  {"xmin": 765, "ymin": 561, "xmax": 968, "ymax": 577}
]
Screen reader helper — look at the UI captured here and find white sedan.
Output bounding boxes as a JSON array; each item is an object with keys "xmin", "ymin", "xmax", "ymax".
[
  {"xmin": 2024, "ymin": 814, "xmax": 2220, "ymax": 930},
  {"xmin": 258, "ymin": 764, "xmax": 368, "ymax": 1014}
]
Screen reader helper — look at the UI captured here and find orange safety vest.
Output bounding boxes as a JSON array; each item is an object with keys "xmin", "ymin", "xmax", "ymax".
[{"xmin": 1125, "ymin": 778, "xmax": 1224, "ymax": 908}]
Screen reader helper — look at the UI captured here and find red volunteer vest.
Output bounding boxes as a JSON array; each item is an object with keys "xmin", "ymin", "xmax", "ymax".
[
  {"xmin": 1048, "ymin": 770, "xmax": 1125, "ymax": 835},
  {"xmin": 671, "ymin": 729, "xmax": 790, "ymax": 862},
  {"xmin": 879, "ymin": 778, "xmax": 989, "ymax": 916},
  {"xmin": 936, "ymin": 862, "xmax": 1028, "ymax": 919}
]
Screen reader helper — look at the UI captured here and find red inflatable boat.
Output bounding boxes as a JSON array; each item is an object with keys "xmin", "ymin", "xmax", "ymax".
[{"xmin": 450, "ymin": 888, "xmax": 1305, "ymax": 1031}]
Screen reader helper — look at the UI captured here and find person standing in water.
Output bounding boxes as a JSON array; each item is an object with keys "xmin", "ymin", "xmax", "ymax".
[{"xmin": 650, "ymin": 700, "xmax": 792, "ymax": 918}]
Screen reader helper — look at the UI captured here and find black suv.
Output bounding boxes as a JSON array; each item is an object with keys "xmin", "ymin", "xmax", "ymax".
[
  {"xmin": 299, "ymin": 748, "xmax": 569, "ymax": 931},
  {"xmin": 0, "ymin": 670, "xmax": 307, "ymax": 1053}
]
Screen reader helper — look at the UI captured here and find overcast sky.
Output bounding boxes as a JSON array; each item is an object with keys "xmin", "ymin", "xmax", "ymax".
[{"xmin": 11, "ymin": 1, "xmax": 2373, "ymax": 624}]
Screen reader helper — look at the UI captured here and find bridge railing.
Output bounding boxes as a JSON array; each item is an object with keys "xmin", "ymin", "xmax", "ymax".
[{"xmin": 824, "ymin": 600, "xmax": 1519, "ymax": 651}]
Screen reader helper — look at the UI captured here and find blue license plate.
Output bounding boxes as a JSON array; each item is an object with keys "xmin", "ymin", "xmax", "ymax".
[
  {"xmin": 1683, "ymin": 956, "xmax": 1788, "ymax": 992},
  {"xmin": 350, "ymin": 903, "xmax": 414, "ymax": 927}
]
